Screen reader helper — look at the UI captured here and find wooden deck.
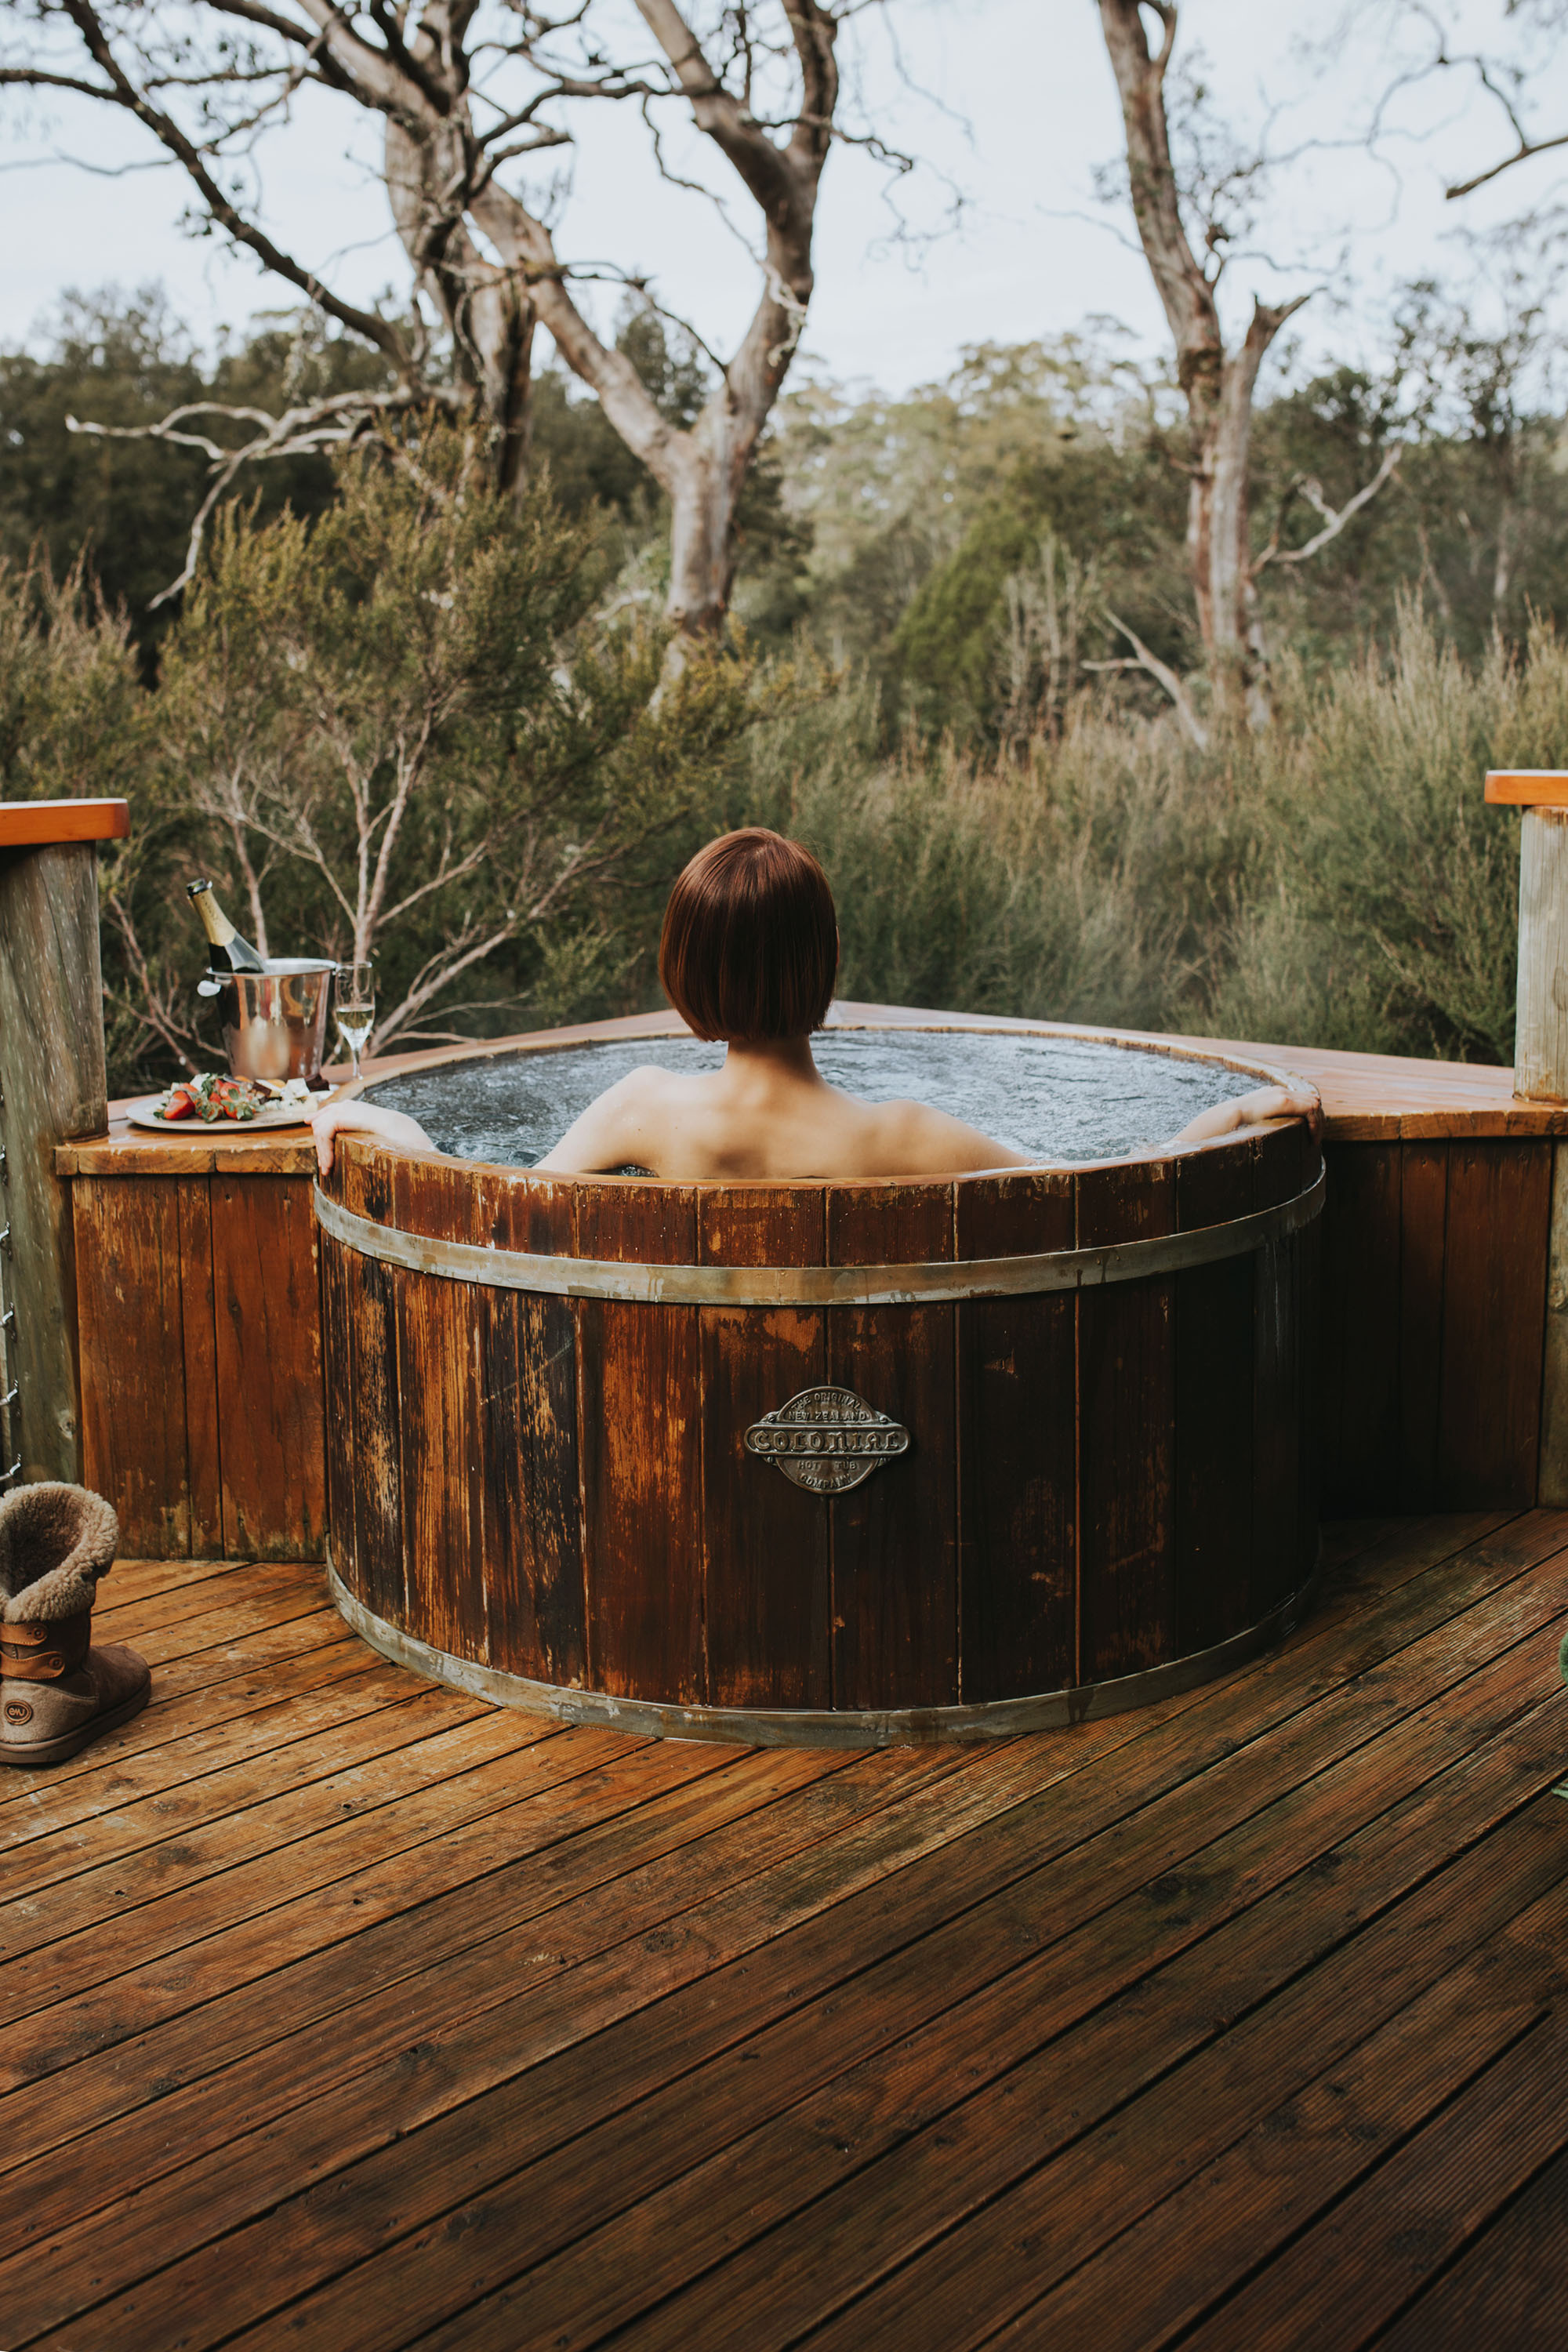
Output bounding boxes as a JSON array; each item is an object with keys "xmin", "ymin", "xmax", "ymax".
[{"xmin": 2, "ymin": 1518, "xmax": 1566, "ymax": 2348}]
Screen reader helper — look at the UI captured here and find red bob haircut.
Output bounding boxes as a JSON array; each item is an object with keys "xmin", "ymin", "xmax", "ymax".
[{"xmin": 659, "ymin": 828, "xmax": 838, "ymax": 1042}]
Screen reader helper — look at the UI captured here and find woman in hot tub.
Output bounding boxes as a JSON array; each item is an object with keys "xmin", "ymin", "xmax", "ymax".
[{"xmin": 313, "ymin": 829, "xmax": 1316, "ymax": 1179}]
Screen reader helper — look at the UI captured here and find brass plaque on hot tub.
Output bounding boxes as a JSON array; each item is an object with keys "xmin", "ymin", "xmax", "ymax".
[{"xmin": 744, "ymin": 1385, "xmax": 910, "ymax": 1494}]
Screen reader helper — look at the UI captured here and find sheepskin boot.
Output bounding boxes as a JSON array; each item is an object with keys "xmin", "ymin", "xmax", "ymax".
[{"xmin": 0, "ymin": 1482, "xmax": 149, "ymax": 1766}]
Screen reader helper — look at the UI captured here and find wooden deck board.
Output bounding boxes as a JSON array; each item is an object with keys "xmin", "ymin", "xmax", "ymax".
[
  {"xmin": 0, "ymin": 1528, "xmax": 1563, "ymax": 2350},
  {"xmin": 1374, "ymin": 2136, "xmax": 1568, "ymax": 2351},
  {"xmin": 0, "ymin": 1621, "xmax": 372, "ymax": 1805}
]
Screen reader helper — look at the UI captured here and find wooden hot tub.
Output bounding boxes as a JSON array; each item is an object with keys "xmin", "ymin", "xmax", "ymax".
[{"xmin": 315, "ymin": 1021, "xmax": 1322, "ymax": 1744}]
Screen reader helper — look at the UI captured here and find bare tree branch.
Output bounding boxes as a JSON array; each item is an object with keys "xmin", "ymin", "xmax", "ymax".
[
  {"xmin": 103, "ymin": 887, "xmax": 206, "ymax": 1073},
  {"xmin": 67, "ymin": 386, "xmax": 461, "ymax": 604},
  {"xmin": 49, "ymin": 1, "xmax": 416, "ymax": 365},
  {"xmin": 1448, "ymin": 126, "xmax": 1568, "ymax": 199},
  {"xmin": 1253, "ymin": 443, "xmax": 1403, "ymax": 574},
  {"xmin": 1350, "ymin": 4, "xmax": 1568, "ymax": 201},
  {"xmin": 1093, "ymin": 608, "xmax": 1210, "ymax": 749},
  {"xmin": 0, "ymin": 65, "xmax": 117, "ymax": 99}
]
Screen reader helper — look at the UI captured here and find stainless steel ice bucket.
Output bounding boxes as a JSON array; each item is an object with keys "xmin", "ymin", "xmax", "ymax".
[{"xmin": 205, "ymin": 959, "xmax": 336, "ymax": 1083}]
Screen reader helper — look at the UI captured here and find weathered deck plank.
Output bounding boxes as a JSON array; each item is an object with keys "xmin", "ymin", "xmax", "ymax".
[{"xmin": 0, "ymin": 1521, "xmax": 1562, "ymax": 2352}]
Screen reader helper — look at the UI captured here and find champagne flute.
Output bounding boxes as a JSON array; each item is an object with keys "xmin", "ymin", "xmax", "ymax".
[{"xmin": 335, "ymin": 961, "xmax": 376, "ymax": 1082}]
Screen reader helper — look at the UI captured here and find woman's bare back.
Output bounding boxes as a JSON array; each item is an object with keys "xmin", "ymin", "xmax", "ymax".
[{"xmin": 532, "ymin": 1037, "xmax": 1033, "ymax": 1180}]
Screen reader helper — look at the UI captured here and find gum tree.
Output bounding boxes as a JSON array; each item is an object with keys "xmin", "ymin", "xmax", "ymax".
[
  {"xmin": 2, "ymin": 2, "xmax": 858, "ymax": 644},
  {"xmin": 1095, "ymin": 0, "xmax": 1399, "ymax": 731}
]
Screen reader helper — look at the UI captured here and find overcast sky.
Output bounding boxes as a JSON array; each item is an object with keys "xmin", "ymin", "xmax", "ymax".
[{"xmin": 5, "ymin": 0, "xmax": 1566, "ymax": 398}]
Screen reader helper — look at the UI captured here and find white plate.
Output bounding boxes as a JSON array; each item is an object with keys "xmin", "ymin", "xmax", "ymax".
[{"xmin": 126, "ymin": 1094, "xmax": 317, "ymax": 1133}]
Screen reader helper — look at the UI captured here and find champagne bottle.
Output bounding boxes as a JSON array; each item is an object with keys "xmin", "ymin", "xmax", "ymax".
[{"xmin": 186, "ymin": 880, "xmax": 266, "ymax": 975}]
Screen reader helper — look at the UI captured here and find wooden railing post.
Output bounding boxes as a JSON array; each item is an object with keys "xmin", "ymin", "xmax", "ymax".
[
  {"xmin": 1488, "ymin": 771, "xmax": 1568, "ymax": 1503},
  {"xmin": 0, "ymin": 800, "xmax": 129, "ymax": 1485},
  {"xmin": 1486, "ymin": 770, "xmax": 1568, "ymax": 1099}
]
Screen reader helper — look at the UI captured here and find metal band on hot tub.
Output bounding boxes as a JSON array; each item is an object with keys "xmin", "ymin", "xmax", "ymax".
[
  {"xmin": 327, "ymin": 1548, "xmax": 1322, "ymax": 1748},
  {"xmin": 313, "ymin": 1164, "xmax": 1324, "ymax": 1306}
]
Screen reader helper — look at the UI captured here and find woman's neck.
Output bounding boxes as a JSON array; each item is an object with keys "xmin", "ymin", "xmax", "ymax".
[{"xmin": 720, "ymin": 1033, "xmax": 822, "ymax": 1087}]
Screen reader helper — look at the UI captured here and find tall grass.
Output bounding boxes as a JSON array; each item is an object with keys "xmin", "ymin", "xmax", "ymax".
[
  {"xmin": 739, "ymin": 607, "xmax": 1567, "ymax": 1062},
  {"xmin": 741, "ymin": 677, "xmax": 1249, "ymax": 1029}
]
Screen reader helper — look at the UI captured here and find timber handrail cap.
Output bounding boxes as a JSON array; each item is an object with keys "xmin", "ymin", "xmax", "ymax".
[
  {"xmin": 0, "ymin": 798, "xmax": 130, "ymax": 848},
  {"xmin": 1484, "ymin": 771, "xmax": 1568, "ymax": 807}
]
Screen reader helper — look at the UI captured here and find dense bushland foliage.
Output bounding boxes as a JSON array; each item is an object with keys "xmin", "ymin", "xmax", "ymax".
[
  {"xmin": 0, "ymin": 420, "xmax": 760, "ymax": 1093},
  {"xmin": 749, "ymin": 608, "xmax": 1562, "ymax": 1067},
  {"xmin": 2, "ymin": 293, "xmax": 1561, "ymax": 1088}
]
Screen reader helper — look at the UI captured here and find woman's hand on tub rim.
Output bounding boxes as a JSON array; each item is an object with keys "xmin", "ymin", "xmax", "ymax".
[
  {"xmin": 1168, "ymin": 1080, "xmax": 1323, "ymax": 1150},
  {"xmin": 312, "ymin": 1098, "xmax": 435, "ymax": 1175}
]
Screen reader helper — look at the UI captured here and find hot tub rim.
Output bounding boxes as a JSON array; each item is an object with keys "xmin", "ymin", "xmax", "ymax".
[{"xmin": 338, "ymin": 1015, "xmax": 1315, "ymax": 1194}]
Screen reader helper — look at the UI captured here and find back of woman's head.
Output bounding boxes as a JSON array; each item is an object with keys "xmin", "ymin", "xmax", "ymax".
[{"xmin": 659, "ymin": 828, "xmax": 838, "ymax": 1041}]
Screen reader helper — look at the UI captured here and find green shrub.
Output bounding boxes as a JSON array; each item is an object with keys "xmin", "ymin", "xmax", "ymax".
[
  {"xmin": 0, "ymin": 430, "xmax": 757, "ymax": 1094},
  {"xmin": 739, "ymin": 677, "xmax": 1258, "ymax": 1030},
  {"xmin": 737, "ymin": 604, "xmax": 1550, "ymax": 1065},
  {"xmin": 1212, "ymin": 607, "xmax": 1568, "ymax": 1059}
]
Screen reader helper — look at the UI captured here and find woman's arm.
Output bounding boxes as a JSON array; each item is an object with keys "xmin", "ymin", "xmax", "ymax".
[
  {"xmin": 1169, "ymin": 1082, "xmax": 1321, "ymax": 1149},
  {"xmin": 312, "ymin": 1098, "xmax": 435, "ymax": 1175}
]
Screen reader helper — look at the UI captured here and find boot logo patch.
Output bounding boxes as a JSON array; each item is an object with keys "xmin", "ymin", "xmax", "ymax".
[{"xmin": 4, "ymin": 1701, "xmax": 34, "ymax": 1726}]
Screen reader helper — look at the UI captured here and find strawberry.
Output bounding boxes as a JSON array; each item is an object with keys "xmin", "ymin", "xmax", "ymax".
[{"xmin": 213, "ymin": 1076, "xmax": 261, "ymax": 1122}]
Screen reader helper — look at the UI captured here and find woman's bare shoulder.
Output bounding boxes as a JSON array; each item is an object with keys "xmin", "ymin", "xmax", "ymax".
[
  {"xmin": 603, "ymin": 1062, "xmax": 675, "ymax": 1101},
  {"xmin": 862, "ymin": 1095, "xmax": 1033, "ymax": 1176},
  {"xmin": 533, "ymin": 1063, "xmax": 675, "ymax": 1174}
]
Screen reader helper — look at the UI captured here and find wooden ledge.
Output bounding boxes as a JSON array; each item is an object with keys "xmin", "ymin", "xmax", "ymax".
[
  {"xmin": 1485, "ymin": 771, "xmax": 1568, "ymax": 808},
  {"xmin": 56, "ymin": 1123, "xmax": 316, "ymax": 1177},
  {"xmin": 0, "ymin": 797, "xmax": 130, "ymax": 848}
]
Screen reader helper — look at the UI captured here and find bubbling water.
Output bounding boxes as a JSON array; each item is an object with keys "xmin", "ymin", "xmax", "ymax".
[{"xmin": 363, "ymin": 1028, "xmax": 1263, "ymax": 1170}]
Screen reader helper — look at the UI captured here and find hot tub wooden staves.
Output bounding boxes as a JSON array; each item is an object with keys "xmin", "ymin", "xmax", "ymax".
[{"xmin": 316, "ymin": 1107, "xmax": 1323, "ymax": 1748}]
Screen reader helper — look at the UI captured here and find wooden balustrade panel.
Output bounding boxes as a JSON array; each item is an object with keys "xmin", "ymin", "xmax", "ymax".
[
  {"xmin": 1435, "ymin": 1140, "xmax": 1552, "ymax": 1508},
  {"xmin": 1319, "ymin": 1143, "xmax": 1402, "ymax": 1513},
  {"xmin": 75, "ymin": 1168, "xmax": 323, "ymax": 1562},
  {"xmin": 955, "ymin": 1171, "xmax": 1077, "ymax": 1704},
  {"xmin": 1316, "ymin": 1134, "xmax": 1549, "ymax": 1515},
  {"xmin": 1397, "ymin": 1140, "xmax": 1449, "ymax": 1508},
  {"xmin": 171, "ymin": 1175, "xmax": 224, "ymax": 1559},
  {"xmin": 209, "ymin": 1173, "xmax": 325, "ymax": 1560},
  {"xmin": 1076, "ymin": 1158, "xmax": 1177, "ymax": 1682},
  {"xmin": 73, "ymin": 1176, "xmax": 191, "ymax": 1558},
  {"xmin": 697, "ymin": 1186, "xmax": 831, "ymax": 1711}
]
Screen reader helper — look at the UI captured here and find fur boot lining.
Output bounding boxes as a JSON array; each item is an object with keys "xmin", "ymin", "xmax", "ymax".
[{"xmin": 0, "ymin": 1485, "xmax": 119, "ymax": 1624}]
